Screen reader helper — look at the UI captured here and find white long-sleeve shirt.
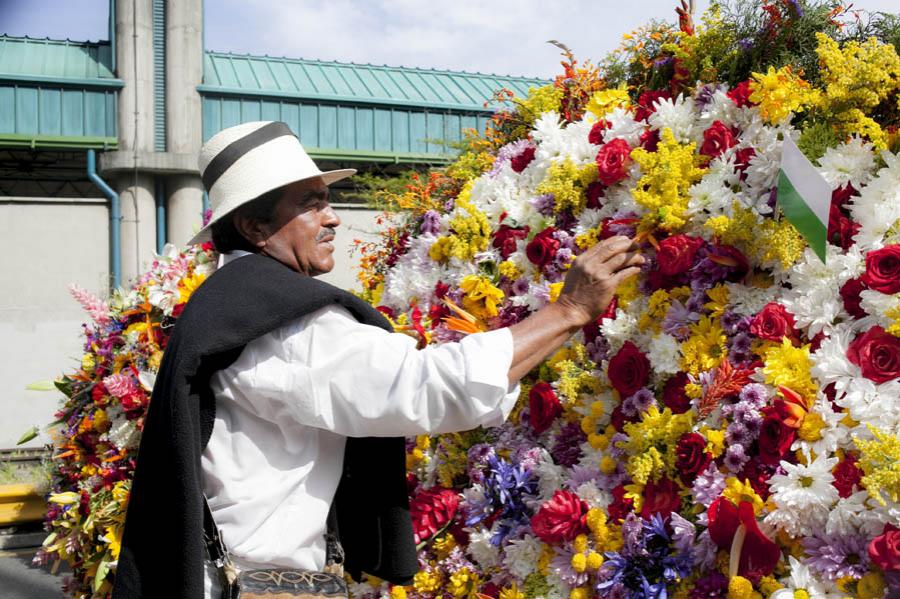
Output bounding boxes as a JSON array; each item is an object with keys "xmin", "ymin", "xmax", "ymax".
[{"xmin": 202, "ymin": 253, "xmax": 519, "ymax": 596}]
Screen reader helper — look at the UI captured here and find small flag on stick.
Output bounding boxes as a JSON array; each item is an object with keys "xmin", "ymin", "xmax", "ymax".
[{"xmin": 777, "ymin": 135, "xmax": 831, "ymax": 264}]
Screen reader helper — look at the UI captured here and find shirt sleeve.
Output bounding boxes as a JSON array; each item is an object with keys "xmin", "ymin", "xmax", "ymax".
[{"xmin": 213, "ymin": 305, "xmax": 520, "ymax": 437}]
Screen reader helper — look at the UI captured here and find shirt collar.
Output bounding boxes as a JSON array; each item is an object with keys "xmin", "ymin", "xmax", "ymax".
[{"xmin": 217, "ymin": 249, "xmax": 253, "ymax": 268}]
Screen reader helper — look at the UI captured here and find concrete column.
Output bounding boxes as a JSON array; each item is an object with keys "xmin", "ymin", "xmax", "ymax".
[
  {"xmin": 119, "ymin": 173, "xmax": 158, "ymax": 282},
  {"xmin": 115, "ymin": 0, "xmax": 157, "ymax": 284},
  {"xmin": 165, "ymin": 0, "xmax": 205, "ymax": 246}
]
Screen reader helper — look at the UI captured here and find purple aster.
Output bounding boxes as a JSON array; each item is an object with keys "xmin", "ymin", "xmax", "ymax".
[
  {"xmin": 551, "ymin": 422, "xmax": 587, "ymax": 467},
  {"xmin": 586, "ymin": 337, "xmax": 609, "ymax": 364},
  {"xmin": 567, "ymin": 465, "xmax": 600, "ymax": 489},
  {"xmin": 743, "ymin": 412, "xmax": 763, "ymax": 435},
  {"xmin": 726, "ymin": 421, "xmax": 752, "ymax": 446},
  {"xmin": 692, "ymin": 463, "xmax": 726, "ymax": 506},
  {"xmin": 550, "ymin": 547, "xmax": 591, "ymax": 586},
  {"xmin": 738, "ymin": 37, "xmax": 755, "ymax": 52},
  {"xmin": 691, "ymin": 571, "xmax": 728, "ymax": 598},
  {"xmin": 511, "ymin": 277, "xmax": 530, "ymax": 296},
  {"xmin": 622, "ymin": 388, "xmax": 655, "ymax": 417},
  {"xmin": 720, "ymin": 310, "xmax": 744, "ymax": 335},
  {"xmin": 663, "ymin": 300, "xmax": 700, "ymax": 340},
  {"xmin": 554, "ymin": 248, "xmax": 574, "ymax": 272},
  {"xmin": 685, "ymin": 289, "xmax": 708, "ymax": 314},
  {"xmin": 530, "ymin": 193, "xmax": 556, "ymax": 217},
  {"xmin": 490, "ymin": 139, "xmax": 532, "ymax": 176},
  {"xmin": 739, "ymin": 383, "xmax": 768, "ymax": 409},
  {"xmin": 803, "ymin": 534, "xmax": 870, "ymax": 581},
  {"xmin": 668, "ymin": 512, "xmax": 696, "ymax": 556},
  {"xmin": 555, "ymin": 210, "xmax": 577, "ymax": 231},
  {"xmin": 724, "ymin": 444, "xmax": 750, "ymax": 472},
  {"xmin": 729, "ymin": 331, "xmax": 752, "ymax": 353},
  {"xmin": 694, "ymin": 83, "xmax": 722, "ymax": 109},
  {"xmin": 467, "ymin": 443, "xmax": 496, "ymax": 484},
  {"xmin": 419, "ymin": 210, "xmax": 442, "ymax": 235}
]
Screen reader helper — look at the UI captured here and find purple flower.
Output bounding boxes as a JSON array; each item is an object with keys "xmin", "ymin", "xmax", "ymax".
[
  {"xmin": 511, "ymin": 277, "xmax": 530, "ymax": 296},
  {"xmin": 739, "ymin": 383, "xmax": 768, "ymax": 408},
  {"xmin": 738, "ymin": 37, "xmax": 755, "ymax": 52},
  {"xmin": 663, "ymin": 300, "xmax": 699, "ymax": 340},
  {"xmin": 420, "ymin": 210, "xmax": 442, "ymax": 235},
  {"xmin": 530, "ymin": 193, "xmax": 556, "ymax": 217},
  {"xmin": 803, "ymin": 534, "xmax": 870, "ymax": 581},
  {"xmin": 694, "ymin": 83, "xmax": 722, "ymax": 109},
  {"xmin": 692, "ymin": 463, "xmax": 726, "ymax": 506},
  {"xmin": 551, "ymin": 422, "xmax": 586, "ymax": 467},
  {"xmin": 726, "ymin": 421, "xmax": 752, "ymax": 446},
  {"xmin": 691, "ymin": 571, "xmax": 728, "ymax": 598},
  {"xmin": 550, "ymin": 547, "xmax": 591, "ymax": 586},
  {"xmin": 724, "ymin": 444, "xmax": 749, "ymax": 472},
  {"xmin": 622, "ymin": 388, "xmax": 655, "ymax": 417}
]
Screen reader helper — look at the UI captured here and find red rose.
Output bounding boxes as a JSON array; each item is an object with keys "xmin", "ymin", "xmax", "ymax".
[
  {"xmin": 831, "ymin": 184, "xmax": 858, "ymax": 209},
  {"xmin": 492, "ymin": 225, "xmax": 530, "ymax": 259},
  {"xmin": 531, "ymin": 489, "xmax": 589, "ymax": 544},
  {"xmin": 656, "ymin": 234, "xmax": 704, "ymax": 276},
  {"xmin": 757, "ymin": 410, "xmax": 796, "ymax": 465},
  {"xmin": 707, "ymin": 499, "xmax": 779, "ymax": 578},
  {"xmin": 608, "ymin": 485, "xmax": 634, "ymax": 522},
  {"xmin": 710, "ymin": 244, "xmax": 750, "ymax": 282},
  {"xmin": 607, "ymin": 341, "xmax": 651, "ymax": 397},
  {"xmin": 641, "ymin": 476, "xmax": 682, "ymax": 519},
  {"xmin": 634, "ymin": 90, "xmax": 671, "ymax": 121},
  {"xmin": 588, "ymin": 120, "xmax": 611, "ymax": 145},
  {"xmin": 700, "ymin": 121, "xmax": 738, "ymax": 159},
  {"xmin": 828, "ymin": 203, "xmax": 860, "ymax": 250},
  {"xmin": 510, "ymin": 146, "xmax": 536, "ymax": 173},
  {"xmin": 727, "ymin": 80, "xmax": 753, "ymax": 108},
  {"xmin": 749, "ymin": 302, "xmax": 797, "ymax": 342},
  {"xmin": 640, "ymin": 129, "xmax": 660, "ymax": 151},
  {"xmin": 585, "ymin": 181, "xmax": 605, "ymax": 209},
  {"xmin": 662, "ymin": 372, "xmax": 692, "ymax": 414},
  {"xmin": 868, "ymin": 523, "xmax": 900, "ymax": 572},
  {"xmin": 529, "ymin": 382, "xmax": 562, "ymax": 434},
  {"xmin": 675, "ymin": 433, "xmax": 712, "ymax": 484},
  {"xmin": 734, "ymin": 147, "xmax": 756, "ymax": 180},
  {"xmin": 171, "ymin": 303, "xmax": 186, "ymax": 318},
  {"xmin": 840, "ymin": 278, "xmax": 868, "ymax": 319},
  {"xmin": 862, "ymin": 245, "xmax": 900, "ymax": 294},
  {"xmin": 847, "ymin": 326, "xmax": 900, "ymax": 384},
  {"xmin": 595, "ymin": 138, "xmax": 632, "ymax": 186},
  {"xmin": 832, "ymin": 454, "xmax": 863, "ymax": 498},
  {"xmin": 410, "ymin": 487, "xmax": 459, "ymax": 544},
  {"xmin": 525, "ymin": 227, "xmax": 560, "ymax": 269}
]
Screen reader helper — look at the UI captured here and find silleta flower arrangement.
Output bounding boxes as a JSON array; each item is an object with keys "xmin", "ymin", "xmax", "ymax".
[{"xmin": 42, "ymin": 1, "xmax": 900, "ymax": 597}]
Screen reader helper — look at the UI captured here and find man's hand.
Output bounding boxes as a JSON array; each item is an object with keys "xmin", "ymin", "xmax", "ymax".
[
  {"xmin": 556, "ymin": 235, "xmax": 644, "ymax": 328},
  {"xmin": 506, "ymin": 236, "xmax": 643, "ymax": 384}
]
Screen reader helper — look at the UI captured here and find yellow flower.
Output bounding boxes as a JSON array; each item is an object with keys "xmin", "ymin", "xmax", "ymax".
[
  {"xmin": 177, "ymin": 271, "xmax": 206, "ymax": 303},
  {"xmin": 722, "ymin": 477, "xmax": 764, "ymax": 515},
  {"xmin": 413, "ymin": 570, "xmax": 442, "ymax": 594},
  {"xmin": 499, "ymin": 585, "xmax": 525, "ymax": 599},
  {"xmin": 49, "ymin": 492, "xmax": 80, "ymax": 505},
  {"xmin": 704, "ymin": 285, "xmax": 730, "ymax": 320},
  {"xmin": 748, "ymin": 66, "xmax": 821, "ymax": 124},
  {"xmin": 81, "ymin": 353, "xmax": 96, "ymax": 372},
  {"xmin": 680, "ymin": 316, "xmax": 727, "ymax": 375},
  {"xmin": 854, "ymin": 425, "xmax": 900, "ymax": 505},
  {"xmin": 797, "ymin": 411, "xmax": 825, "ymax": 442},
  {"xmin": 549, "ymin": 282, "xmax": 565, "ymax": 303},
  {"xmin": 857, "ymin": 571, "xmax": 886, "ymax": 599},
  {"xmin": 630, "ymin": 128, "xmax": 706, "ymax": 231},
  {"xmin": 428, "ymin": 190, "xmax": 491, "ymax": 264},
  {"xmin": 571, "ymin": 552, "xmax": 587, "ymax": 573},
  {"xmin": 639, "ymin": 289, "xmax": 672, "ymax": 333},
  {"xmin": 537, "ymin": 158, "xmax": 598, "ymax": 214},
  {"xmin": 702, "ymin": 426, "xmax": 726, "ymax": 458},
  {"xmin": 103, "ymin": 523, "xmax": 123, "ymax": 560},
  {"xmin": 762, "ymin": 339, "xmax": 817, "ymax": 399},
  {"xmin": 569, "ymin": 588, "xmax": 590, "ymax": 599},
  {"xmin": 586, "ymin": 87, "xmax": 631, "ymax": 119},
  {"xmin": 498, "ymin": 260, "xmax": 522, "ymax": 281},
  {"xmin": 459, "ymin": 275, "xmax": 505, "ymax": 320},
  {"xmin": 726, "ymin": 575, "xmax": 754, "ymax": 599}
]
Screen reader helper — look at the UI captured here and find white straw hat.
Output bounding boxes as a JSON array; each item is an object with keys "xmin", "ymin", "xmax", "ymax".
[{"xmin": 189, "ymin": 121, "xmax": 356, "ymax": 245}]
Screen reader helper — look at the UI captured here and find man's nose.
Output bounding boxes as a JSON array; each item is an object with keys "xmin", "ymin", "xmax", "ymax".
[{"xmin": 322, "ymin": 203, "xmax": 341, "ymax": 228}]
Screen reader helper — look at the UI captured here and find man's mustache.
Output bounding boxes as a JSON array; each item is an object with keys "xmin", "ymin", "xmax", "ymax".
[{"xmin": 316, "ymin": 227, "xmax": 336, "ymax": 242}]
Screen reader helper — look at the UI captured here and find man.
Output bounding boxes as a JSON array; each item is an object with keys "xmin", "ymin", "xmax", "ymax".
[{"xmin": 113, "ymin": 121, "xmax": 643, "ymax": 598}]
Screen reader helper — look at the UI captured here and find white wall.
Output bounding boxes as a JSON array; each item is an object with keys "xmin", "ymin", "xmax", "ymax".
[
  {"xmin": 0, "ymin": 198, "xmax": 111, "ymax": 448},
  {"xmin": 0, "ymin": 201, "xmax": 380, "ymax": 448}
]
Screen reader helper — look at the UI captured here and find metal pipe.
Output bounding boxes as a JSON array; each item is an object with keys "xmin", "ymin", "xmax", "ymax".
[
  {"xmin": 109, "ymin": 0, "xmax": 116, "ymax": 73},
  {"xmin": 155, "ymin": 177, "xmax": 167, "ymax": 253},
  {"xmin": 87, "ymin": 149, "xmax": 121, "ymax": 289}
]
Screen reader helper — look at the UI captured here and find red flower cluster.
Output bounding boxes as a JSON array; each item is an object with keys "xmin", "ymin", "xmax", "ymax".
[
  {"xmin": 749, "ymin": 303, "xmax": 798, "ymax": 343},
  {"xmin": 528, "ymin": 382, "xmax": 562, "ymax": 434},
  {"xmin": 526, "ymin": 227, "xmax": 560, "ymax": 269},
  {"xmin": 492, "ymin": 225, "xmax": 530, "ymax": 260},
  {"xmin": 700, "ymin": 121, "xmax": 738, "ymax": 159},
  {"xmin": 656, "ymin": 234, "xmax": 704, "ymax": 276},
  {"xmin": 588, "ymin": 120, "xmax": 610, "ymax": 145},
  {"xmin": 410, "ymin": 487, "xmax": 460, "ymax": 544},
  {"xmin": 641, "ymin": 476, "xmax": 681, "ymax": 519},
  {"xmin": 607, "ymin": 341, "xmax": 650, "ymax": 397},
  {"xmin": 847, "ymin": 326, "xmax": 900, "ymax": 384},
  {"xmin": 530, "ymin": 489, "xmax": 589, "ymax": 543},
  {"xmin": 595, "ymin": 138, "xmax": 632, "ymax": 186},
  {"xmin": 510, "ymin": 146, "xmax": 537, "ymax": 173}
]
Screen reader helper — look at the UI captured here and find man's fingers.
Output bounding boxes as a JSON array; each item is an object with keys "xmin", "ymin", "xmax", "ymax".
[
  {"xmin": 604, "ymin": 250, "xmax": 645, "ymax": 273},
  {"xmin": 585, "ymin": 236, "xmax": 636, "ymax": 263},
  {"xmin": 612, "ymin": 265, "xmax": 642, "ymax": 284}
]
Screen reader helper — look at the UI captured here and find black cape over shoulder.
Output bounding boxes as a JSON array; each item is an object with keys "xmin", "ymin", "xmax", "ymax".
[{"xmin": 112, "ymin": 253, "xmax": 417, "ymax": 598}]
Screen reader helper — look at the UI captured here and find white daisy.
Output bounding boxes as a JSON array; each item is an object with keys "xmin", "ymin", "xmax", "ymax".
[
  {"xmin": 648, "ymin": 94, "xmax": 699, "ymax": 143},
  {"xmin": 602, "ymin": 106, "xmax": 645, "ymax": 147},
  {"xmin": 502, "ymin": 534, "xmax": 544, "ymax": 581},
  {"xmin": 647, "ymin": 333, "xmax": 681, "ymax": 375},
  {"xmin": 817, "ymin": 136, "xmax": 877, "ymax": 189},
  {"xmin": 466, "ymin": 526, "xmax": 500, "ymax": 569},
  {"xmin": 771, "ymin": 556, "xmax": 842, "ymax": 599}
]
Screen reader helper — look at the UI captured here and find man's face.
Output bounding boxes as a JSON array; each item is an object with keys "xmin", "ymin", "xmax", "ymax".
[{"xmin": 257, "ymin": 177, "xmax": 341, "ymax": 277}]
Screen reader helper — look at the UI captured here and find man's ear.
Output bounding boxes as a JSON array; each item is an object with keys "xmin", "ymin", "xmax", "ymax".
[{"xmin": 233, "ymin": 212, "xmax": 270, "ymax": 249}]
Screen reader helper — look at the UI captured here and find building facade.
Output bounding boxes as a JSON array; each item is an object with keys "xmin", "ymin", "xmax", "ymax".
[{"xmin": 0, "ymin": 0, "xmax": 545, "ymax": 447}]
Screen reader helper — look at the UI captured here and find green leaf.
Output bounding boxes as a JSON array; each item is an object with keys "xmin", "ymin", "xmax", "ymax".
[
  {"xmin": 25, "ymin": 380, "xmax": 55, "ymax": 391},
  {"xmin": 94, "ymin": 558, "xmax": 110, "ymax": 593},
  {"xmin": 16, "ymin": 425, "xmax": 39, "ymax": 445}
]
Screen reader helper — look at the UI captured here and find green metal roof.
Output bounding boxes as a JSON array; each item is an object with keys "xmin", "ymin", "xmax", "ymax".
[
  {"xmin": 201, "ymin": 51, "xmax": 547, "ymax": 112},
  {"xmin": 0, "ymin": 36, "xmax": 121, "ymax": 88}
]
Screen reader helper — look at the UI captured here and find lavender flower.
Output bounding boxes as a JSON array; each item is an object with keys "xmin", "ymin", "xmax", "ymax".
[
  {"xmin": 692, "ymin": 463, "xmax": 726, "ymax": 506},
  {"xmin": 691, "ymin": 571, "xmax": 728, "ymax": 598},
  {"xmin": 803, "ymin": 534, "xmax": 870, "ymax": 581},
  {"xmin": 530, "ymin": 193, "xmax": 556, "ymax": 217},
  {"xmin": 739, "ymin": 383, "xmax": 768, "ymax": 408},
  {"xmin": 419, "ymin": 210, "xmax": 442, "ymax": 235},
  {"xmin": 622, "ymin": 388, "xmax": 655, "ymax": 417},
  {"xmin": 663, "ymin": 300, "xmax": 700, "ymax": 341},
  {"xmin": 550, "ymin": 547, "xmax": 591, "ymax": 586},
  {"xmin": 724, "ymin": 444, "xmax": 750, "ymax": 472},
  {"xmin": 551, "ymin": 422, "xmax": 586, "ymax": 467}
]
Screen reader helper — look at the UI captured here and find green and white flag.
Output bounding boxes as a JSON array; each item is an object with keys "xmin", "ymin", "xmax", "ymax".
[{"xmin": 777, "ymin": 135, "xmax": 831, "ymax": 264}]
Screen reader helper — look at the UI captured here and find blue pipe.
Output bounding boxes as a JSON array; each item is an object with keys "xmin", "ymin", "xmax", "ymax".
[
  {"xmin": 155, "ymin": 178, "xmax": 167, "ymax": 253},
  {"xmin": 202, "ymin": 191, "xmax": 210, "ymax": 217},
  {"xmin": 87, "ymin": 149, "xmax": 121, "ymax": 289}
]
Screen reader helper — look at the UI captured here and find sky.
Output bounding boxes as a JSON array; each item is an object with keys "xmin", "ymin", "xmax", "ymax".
[{"xmin": 1, "ymin": 0, "xmax": 898, "ymax": 79}]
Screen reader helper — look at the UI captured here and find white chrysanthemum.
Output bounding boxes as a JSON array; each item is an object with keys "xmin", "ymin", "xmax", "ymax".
[
  {"xmin": 687, "ymin": 160, "xmax": 740, "ymax": 220},
  {"xmin": 469, "ymin": 167, "xmax": 540, "ymax": 226},
  {"xmin": 466, "ymin": 526, "xmax": 500, "ymax": 569},
  {"xmin": 780, "ymin": 245, "xmax": 864, "ymax": 336},
  {"xmin": 602, "ymin": 107, "xmax": 645, "ymax": 147},
  {"xmin": 502, "ymin": 534, "xmax": 543, "ymax": 580},
  {"xmin": 648, "ymin": 94, "xmax": 698, "ymax": 143},
  {"xmin": 599, "ymin": 309, "xmax": 638, "ymax": 354},
  {"xmin": 381, "ymin": 234, "xmax": 454, "ymax": 311},
  {"xmin": 817, "ymin": 136, "xmax": 876, "ymax": 189},
  {"xmin": 790, "ymin": 398, "xmax": 849, "ymax": 457},
  {"xmin": 764, "ymin": 503, "xmax": 829, "ymax": 540},
  {"xmin": 769, "ymin": 454, "xmax": 839, "ymax": 511},
  {"xmin": 532, "ymin": 112, "xmax": 596, "ymax": 168},
  {"xmin": 647, "ymin": 333, "xmax": 681, "ymax": 375},
  {"xmin": 825, "ymin": 491, "xmax": 885, "ymax": 538},
  {"xmin": 536, "ymin": 449, "xmax": 565, "ymax": 501},
  {"xmin": 770, "ymin": 556, "xmax": 842, "ymax": 599},
  {"xmin": 599, "ymin": 186, "xmax": 641, "ymax": 219},
  {"xmin": 727, "ymin": 282, "xmax": 777, "ymax": 316},
  {"xmin": 573, "ymin": 208, "xmax": 604, "ymax": 238},
  {"xmin": 575, "ymin": 481, "xmax": 610, "ymax": 510},
  {"xmin": 696, "ymin": 88, "xmax": 740, "ymax": 129},
  {"xmin": 849, "ymin": 150, "xmax": 900, "ymax": 250},
  {"xmin": 859, "ymin": 289, "xmax": 900, "ymax": 329}
]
